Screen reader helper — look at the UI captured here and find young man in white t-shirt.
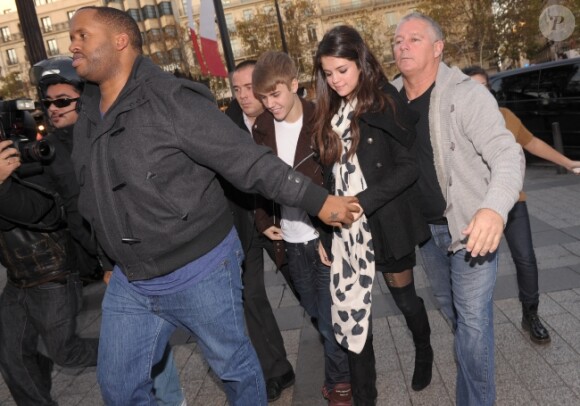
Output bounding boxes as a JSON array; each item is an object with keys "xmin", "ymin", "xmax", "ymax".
[{"xmin": 252, "ymin": 51, "xmax": 352, "ymax": 406}]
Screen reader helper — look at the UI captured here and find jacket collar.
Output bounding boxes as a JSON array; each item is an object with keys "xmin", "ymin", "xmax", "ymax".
[
  {"xmin": 253, "ymin": 97, "xmax": 315, "ymax": 145},
  {"xmin": 80, "ymin": 55, "xmax": 155, "ymax": 125},
  {"xmin": 252, "ymin": 98, "xmax": 316, "ymax": 167},
  {"xmin": 358, "ymin": 83, "xmax": 418, "ymax": 148}
]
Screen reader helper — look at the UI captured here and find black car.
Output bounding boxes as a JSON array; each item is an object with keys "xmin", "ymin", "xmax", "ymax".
[{"xmin": 489, "ymin": 58, "xmax": 580, "ymax": 157}]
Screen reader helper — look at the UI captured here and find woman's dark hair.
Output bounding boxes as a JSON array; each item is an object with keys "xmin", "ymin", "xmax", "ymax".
[
  {"xmin": 313, "ymin": 25, "xmax": 396, "ymax": 165},
  {"xmin": 462, "ymin": 65, "xmax": 489, "ymax": 81}
]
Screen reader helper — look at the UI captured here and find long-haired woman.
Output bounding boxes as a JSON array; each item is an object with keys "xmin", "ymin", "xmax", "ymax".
[{"xmin": 313, "ymin": 25, "xmax": 433, "ymax": 404}]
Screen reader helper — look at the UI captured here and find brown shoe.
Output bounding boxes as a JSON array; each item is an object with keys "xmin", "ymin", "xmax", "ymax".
[{"xmin": 322, "ymin": 383, "xmax": 352, "ymax": 406}]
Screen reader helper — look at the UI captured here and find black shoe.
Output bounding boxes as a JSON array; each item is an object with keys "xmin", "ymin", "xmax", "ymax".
[
  {"xmin": 522, "ymin": 313, "xmax": 551, "ymax": 344},
  {"xmin": 266, "ymin": 369, "xmax": 295, "ymax": 402},
  {"xmin": 412, "ymin": 345, "xmax": 434, "ymax": 391}
]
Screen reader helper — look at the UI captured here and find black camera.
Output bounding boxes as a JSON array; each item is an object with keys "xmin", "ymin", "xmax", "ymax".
[{"xmin": 0, "ymin": 99, "xmax": 54, "ymax": 164}]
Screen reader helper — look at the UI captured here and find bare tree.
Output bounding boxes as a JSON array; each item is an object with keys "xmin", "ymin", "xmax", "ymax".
[
  {"xmin": 235, "ymin": 1, "xmax": 318, "ymax": 75},
  {"xmin": 0, "ymin": 72, "xmax": 28, "ymax": 99},
  {"xmin": 419, "ymin": 0, "xmax": 498, "ymax": 67}
]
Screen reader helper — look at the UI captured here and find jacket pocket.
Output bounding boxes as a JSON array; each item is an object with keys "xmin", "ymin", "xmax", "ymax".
[{"xmin": 146, "ymin": 171, "xmax": 187, "ymax": 219}]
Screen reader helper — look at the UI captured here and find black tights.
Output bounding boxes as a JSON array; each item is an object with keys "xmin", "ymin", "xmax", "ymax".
[
  {"xmin": 348, "ymin": 269, "xmax": 426, "ymax": 405},
  {"xmin": 384, "ymin": 269, "xmax": 423, "ymax": 317}
]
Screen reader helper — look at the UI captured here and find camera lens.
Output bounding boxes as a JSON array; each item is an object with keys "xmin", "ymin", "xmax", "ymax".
[{"xmin": 19, "ymin": 139, "xmax": 55, "ymax": 164}]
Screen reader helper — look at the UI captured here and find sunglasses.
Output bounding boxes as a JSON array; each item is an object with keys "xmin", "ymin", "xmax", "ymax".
[{"xmin": 41, "ymin": 97, "xmax": 79, "ymax": 108}]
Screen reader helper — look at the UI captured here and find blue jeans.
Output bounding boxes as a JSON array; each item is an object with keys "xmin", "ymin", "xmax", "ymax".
[
  {"xmin": 419, "ymin": 224, "xmax": 496, "ymax": 406},
  {"xmin": 97, "ymin": 242, "xmax": 266, "ymax": 406},
  {"xmin": 285, "ymin": 238, "xmax": 350, "ymax": 388},
  {"xmin": 503, "ymin": 201, "xmax": 539, "ymax": 306},
  {"xmin": 152, "ymin": 346, "xmax": 185, "ymax": 406}
]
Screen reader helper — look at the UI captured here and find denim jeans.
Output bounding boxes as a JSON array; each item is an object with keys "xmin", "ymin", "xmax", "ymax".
[
  {"xmin": 503, "ymin": 201, "xmax": 539, "ymax": 306},
  {"xmin": 97, "ymin": 241, "xmax": 266, "ymax": 406},
  {"xmin": 285, "ymin": 238, "xmax": 350, "ymax": 388},
  {"xmin": 0, "ymin": 273, "xmax": 98, "ymax": 406},
  {"xmin": 419, "ymin": 224, "xmax": 496, "ymax": 406},
  {"xmin": 152, "ymin": 346, "xmax": 185, "ymax": 406}
]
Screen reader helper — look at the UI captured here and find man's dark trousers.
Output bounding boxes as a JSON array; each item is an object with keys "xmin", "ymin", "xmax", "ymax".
[{"xmin": 242, "ymin": 226, "xmax": 293, "ymax": 379}]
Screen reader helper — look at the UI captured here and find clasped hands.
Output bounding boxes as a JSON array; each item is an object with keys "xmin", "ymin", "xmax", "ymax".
[{"xmin": 318, "ymin": 195, "xmax": 364, "ymax": 228}]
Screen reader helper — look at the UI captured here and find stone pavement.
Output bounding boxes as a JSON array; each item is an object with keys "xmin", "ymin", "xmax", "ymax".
[{"xmin": 1, "ymin": 165, "xmax": 580, "ymax": 405}]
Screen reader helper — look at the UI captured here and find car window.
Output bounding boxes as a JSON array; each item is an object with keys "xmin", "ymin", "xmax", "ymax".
[
  {"xmin": 538, "ymin": 62, "xmax": 580, "ymax": 99},
  {"xmin": 491, "ymin": 70, "xmax": 540, "ymax": 103}
]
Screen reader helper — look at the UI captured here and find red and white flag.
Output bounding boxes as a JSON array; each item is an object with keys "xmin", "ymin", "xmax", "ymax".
[
  {"xmin": 189, "ymin": 27, "xmax": 208, "ymax": 76},
  {"xmin": 199, "ymin": 0, "xmax": 228, "ymax": 77},
  {"xmin": 186, "ymin": 0, "xmax": 227, "ymax": 77},
  {"xmin": 185, "ymin": 1, "xmax": 207, "ymax": 75}
]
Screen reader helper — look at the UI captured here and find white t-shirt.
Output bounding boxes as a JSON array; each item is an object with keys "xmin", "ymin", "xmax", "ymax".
[
  {"xmin": 274, "ymin": 117, "xmax": 318, "ymax": 244},
  {"xmin": 243, "ymin": 113, "xmax": 254, "ymax": 134}
]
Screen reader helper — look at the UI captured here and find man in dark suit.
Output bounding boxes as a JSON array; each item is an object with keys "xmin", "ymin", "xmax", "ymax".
[{"xmin": 223, "ymin": 60, "xmax": 296, "ymax": 402}]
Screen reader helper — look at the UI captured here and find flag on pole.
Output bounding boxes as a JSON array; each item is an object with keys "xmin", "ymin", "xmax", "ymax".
[
  {"xmin": 185, "ymin": 1, "xmax": 208, "ymax": 76},
  {"xmin": 189, "ymin": 27, "xmax": 208, "ymax": 76},
  {"xmin": 199, "ymin": 0, "xmax": 228, "ymax": 77}
]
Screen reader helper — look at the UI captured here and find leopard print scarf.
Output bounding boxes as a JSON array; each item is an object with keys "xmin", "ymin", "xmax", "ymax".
[{"xmin": 330, "ymin": 99, "xmax": 375, "ymax": 354}]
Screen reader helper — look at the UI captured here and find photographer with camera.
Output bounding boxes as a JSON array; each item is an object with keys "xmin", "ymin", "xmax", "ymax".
[
  {"xmin": 0, "ymin": 140, "xmax": 60, "ymax": 223},
  {"xmin": 0, "ymin": 108, "xmax": 99, "ymax": 404}
]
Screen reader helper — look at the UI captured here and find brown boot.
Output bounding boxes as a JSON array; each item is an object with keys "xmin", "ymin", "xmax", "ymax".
[{"xmin": 322, "ymin": 383, "xmax": 352, "ymax": 406}]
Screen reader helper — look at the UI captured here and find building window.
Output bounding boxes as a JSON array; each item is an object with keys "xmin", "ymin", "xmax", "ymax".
[
  {"xmin": 307, "ymin": 25, "xmax": 317, "ymax": 43},
  {"xmin": 158, "ymin": 2, "xmax": 173, "ymax": 16},
  {"xmin": 170, "ymin": 48, "xmax": 181, "ymax": 62},
  {"xmin": 41, "ymin": 17, "xmax": 52, "ymax": 33},
  {"xmin": 155, "ymin": 51, "xmax": 168, "ymax": 64},
  {"xmin": 243, "ymin": 9, "xmax": 253, "ymax": 21},
  {"xmin": 164, "ymin": 25, "xmax": 177, "ymax": 38},
  {"xmin": 67, "ymin": 10, "xmax": 76, "ymax": 20},
  {"xmin": 47, "ymin": 39, "xmax": 59, "ymax": 56},
  {"xmin": 225, "ymin": 13, "xmax": 235, "ymax": 32},
  {"xmin": 231, "ymin": 38, "xmax": 242, "ymax": 58},
  {"xmin": 128, "ymin": 9, "xmax": 142, "ymax": 22},
  {"xmin": 148, "ymin": 28, "xmax": 162, "ymax": 42},
  {"xmin": 1, "ymin": 27, "xmax": 10, "ymax": 42},
  {"xmin": 384, "ymin": 12, "xmax": 398, "ymax": 29},
  {"xmin": 329, "ymin": 0, "xmax": 340, "ymax": 12},
  {"xmin": 142, "ymin": 5, "xmax": 157, "ymax": 20},
  {"xmin": 262, "ymin": 5, "xmax": 273, "ymax": 15},
  {"xmin": 34, "ymin": 0, "xmax": 49, "ymax": 5},
  {"xmin": 6, "ymin": 49, "xmax": 18, "ymax": 65}
]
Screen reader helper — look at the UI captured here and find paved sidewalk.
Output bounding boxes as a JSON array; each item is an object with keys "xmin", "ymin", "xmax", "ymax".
[{"xmin": 1, "ymin": 165, "xmax": 580, "ymax": 405}]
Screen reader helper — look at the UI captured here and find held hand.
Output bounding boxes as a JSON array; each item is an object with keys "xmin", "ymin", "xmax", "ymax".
[
  {"xmin": 0, "ymin": 140, "xmax": 21, "ymax": 183},
  {"xmin": 103, "ymin": 270, "xmax": 113, "ymax": 285},
  {"xmin": 352, "ymin": 203, "xmax": 364, "ymax": 222},
  {"xmin": 318, "ymin": 195, "xmax": 360, "ymax": 227},
  {"xmin": 263, "ymin": 225, "xmax": 283, "ymax": 241},
  {"xmin": 568, "ymin": 161, "xmax": 580, "ymax": 175},
  {"xmin": 462, "ymin": 208, "xmax": 504, "ymax": 257},
  {"xmin": 318, "ymin": 241, "xmax": 331, "ymax": 266}
]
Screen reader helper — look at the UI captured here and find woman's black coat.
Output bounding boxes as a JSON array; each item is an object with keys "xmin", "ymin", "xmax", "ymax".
[{"xmin": 322, "ymin": 84, "xmax": 430, "ymax": 268}]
